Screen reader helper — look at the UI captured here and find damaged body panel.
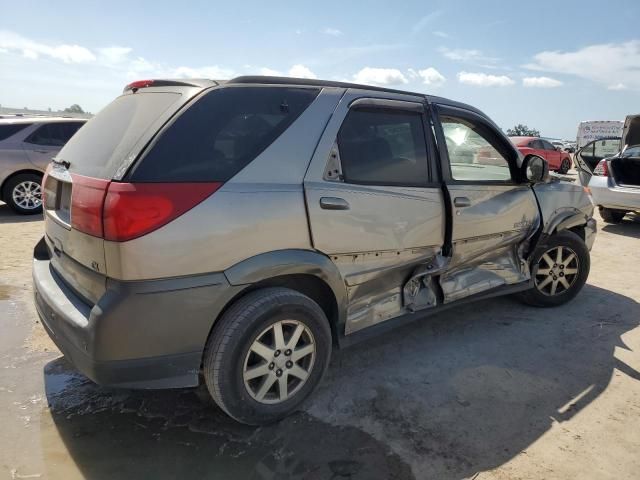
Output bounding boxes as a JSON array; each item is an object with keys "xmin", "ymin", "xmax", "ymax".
[{"xmin": 303, "ymin": 87, "xmax": 590, "ymax": 336}]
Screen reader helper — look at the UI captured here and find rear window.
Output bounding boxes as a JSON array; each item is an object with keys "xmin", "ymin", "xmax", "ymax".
[
  {"xmin": 128, "ymin": 86, "xmax": 320, "ymax": 182},
  {"xmin": 57, "ymin": 92, "xmax": 183, "ymax": 179},
  {"xmin": 0, "ymin": 123, "xmax": 32, "ymax": 141}
]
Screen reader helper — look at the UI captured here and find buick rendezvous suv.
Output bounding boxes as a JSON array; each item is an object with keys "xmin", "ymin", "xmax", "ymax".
[{"xmin": 33, "ymin": 76, "xmax": 596, "ymax": 424}]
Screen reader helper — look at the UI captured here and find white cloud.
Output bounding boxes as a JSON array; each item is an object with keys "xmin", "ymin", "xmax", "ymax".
[
  {"xmin": 257, "ymin": 65, "xmax": 317, "ymax": 79},
  {"xmin": 525, "ymin": 41, "xmax": 640, "ymax": 90},
  {"xmin": 439, "ymin": 47, "xmax": 499, "ymax": 68},
  {"xmin": 258, "ymin": 67, "xmax": 282, "ymax": 76},
  {"xmin": 458, "ymin": 71, "xmax": 514, "ymax": 87},
  {"xmin": 0, "ymin": 30, "xmax": 95, "ymax": 63},
  {"xmin": 170, "ymin": 65, "xmax": 236, "ymax": 79},
  {"xmin": 321, "ymin": 27, "xmax": 343, "ymax": 36},
  {"xmin": 352, "ymin": 67, "xmax": 408, "ymax": 86},
  {"xmin": 409, "ymin": 67, "xmax": 446, "ymax": 86},
  {"xmin": 288, "ymin": 64, "xmax": 317, "ymax": 79},
  {"xmin": 608, "ymin": 82, "xmax": 628, "ymax": 91},
  {"xmin": 98, "ymin": 47, "xmax": 132, "ymax": 65},
  {"xmin": 432, "ymin": 31, "xmax": 449, "ymax": 38},
  {"xmin": 522, "ymin": 76, "xmax": 563, "ymax": 88}
]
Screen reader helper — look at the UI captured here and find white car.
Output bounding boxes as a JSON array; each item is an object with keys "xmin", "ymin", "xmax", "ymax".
[{"xmin": 575, "ymin": 114, "xmax": 640, "ymax": 223}]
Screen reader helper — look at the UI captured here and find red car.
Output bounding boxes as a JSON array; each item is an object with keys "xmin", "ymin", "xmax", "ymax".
[{"xmin": 510, "ymin": 136, "xmax": 572, "ymax": 174}]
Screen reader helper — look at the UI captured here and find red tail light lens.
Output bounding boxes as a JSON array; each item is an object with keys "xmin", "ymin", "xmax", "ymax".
[
  {"xmin": 593, "ymin": 160, "xmax": 609, "ymax": 176},
  {"xmin": 102, "ymin": 182, "xmax": 222, "ymax": 242},
  {"xmin": 70, "ymin": 175, "xmax": 110, "ymax": 237},
  {"xmin": 125, "ymin": 79, "xmax": 155, "ymax": 91}
]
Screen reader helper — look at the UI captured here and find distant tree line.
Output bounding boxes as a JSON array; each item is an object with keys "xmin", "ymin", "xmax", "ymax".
[{"xmin": 506, "ymin": 124, "xmax": 540, "ymax": 137}]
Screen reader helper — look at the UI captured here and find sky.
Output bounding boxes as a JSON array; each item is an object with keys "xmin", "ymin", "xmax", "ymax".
[{"xmin": 1, "ymin": 0, "xmax": 640, "ymax": 139}]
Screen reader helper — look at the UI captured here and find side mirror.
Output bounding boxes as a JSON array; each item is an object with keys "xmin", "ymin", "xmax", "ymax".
[
  {"xmin": 555, "ymin": 146, "xmax": 562, "ymax": 151},
  {"xmin": 522, "ymin": 154, "xmax": 549, "ymax": 183}
]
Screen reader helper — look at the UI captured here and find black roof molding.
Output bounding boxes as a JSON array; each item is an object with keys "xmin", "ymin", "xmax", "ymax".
[{"xmin": 227, "ymin": 75, "xmax": 485, "ymax": 117}]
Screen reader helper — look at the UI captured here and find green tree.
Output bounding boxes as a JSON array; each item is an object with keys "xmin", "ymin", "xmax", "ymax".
[
  {"xmin": 506, "ymin": 124, "xmax": 540, "ymax": 136},
  {"xmin": 63, "ymin": 104, "xmax": 85, "ymax": 114}
]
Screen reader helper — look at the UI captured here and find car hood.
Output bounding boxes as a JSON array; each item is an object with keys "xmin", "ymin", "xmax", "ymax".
[{"xmin": 622, "ymin": 114, "xmax": 640, "ymax": 150}]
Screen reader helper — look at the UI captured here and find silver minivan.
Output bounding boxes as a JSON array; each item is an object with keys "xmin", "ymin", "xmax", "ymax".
[
  {"xmin": 33, "ymin": 76, "xmax": 596, "ymax": 424},
  {"xmin": 0, "ymin": 117, "xmax": 85, "ymax": 214}
]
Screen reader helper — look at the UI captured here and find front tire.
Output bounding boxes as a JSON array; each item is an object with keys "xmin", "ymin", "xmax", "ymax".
[
  {"xmin": 599, "ymin": 207, "xmax": 626, "ymax": 224},
  {"xmin": 3, "ymin": 173, "xmax": 43, "ymax": 215},
  {"xmin": 202, "ymin": 287, "xmax": 332, "ymax": 425},
  {"xmin": 516, "ymin": 230, "xmax": 590, "ymax": 307}
]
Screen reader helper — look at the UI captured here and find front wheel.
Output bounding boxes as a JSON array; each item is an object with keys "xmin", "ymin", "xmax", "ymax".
[
  {"xmin": 559, "ymin": 158, "xmax": 571, "ymax": 174},
  {"xmin": 202, "ymin": 287, "xmax": 332, "ymax": 425},
  {"xmin": 516, "ymin": 230, "xmax": 590, "ymax": 307}
]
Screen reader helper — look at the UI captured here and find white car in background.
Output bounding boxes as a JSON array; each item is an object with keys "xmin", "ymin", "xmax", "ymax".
[{"xmin": 575, "ymin": 115, "xmax": 640, "ymax": 223}]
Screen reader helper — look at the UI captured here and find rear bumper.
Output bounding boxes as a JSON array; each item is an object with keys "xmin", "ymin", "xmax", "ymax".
[
  {"xmin": 32, "ymin": 238, "xmax": 244, "ymax": 389},
  {"xmin": 589, "ymin": 176, "xmax": 640, "ymax": 211}
]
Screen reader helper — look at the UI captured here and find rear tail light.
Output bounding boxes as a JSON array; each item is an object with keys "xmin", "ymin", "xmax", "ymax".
[
  {"xmin": 70, "ymin": 177, "xmax": 222, "ymax": 241},
  {"xmin": 593, "ymin": 160, "xmax": 609, "ymax": 176},
  {"xmin": 103, "ymin": 182, "xmax": 222, "ymax": 241},
  {"xmin": 71, "ymin": 176, "xmax": 110, "ymax": 237}
]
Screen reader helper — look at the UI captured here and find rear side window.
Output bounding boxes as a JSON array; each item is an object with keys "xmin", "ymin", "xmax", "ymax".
[
  {"xmin": 0, "ymin": 123, "xmax": 32, "ymax": 141},
  {"xmin": 25, "ymin": 122, "xmax": 83, "ymax": 146},
  {"xmin": 129, "ymin": 86, "xmax": 320, "ymax": 182},
  {"xmin": 337, "ymin": 108, "xmax": 429, "ymax": 185}
]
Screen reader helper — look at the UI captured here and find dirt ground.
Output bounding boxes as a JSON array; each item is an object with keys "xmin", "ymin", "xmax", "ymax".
[{"xmin": 1, "ymin": 191, "xmax": 639, "ymax": 479}]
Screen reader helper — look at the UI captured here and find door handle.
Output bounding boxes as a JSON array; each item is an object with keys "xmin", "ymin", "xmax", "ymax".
[
  {"xmin": 319, "ymin": 197, "xmax": 350, "ymax": 210},
  {"xmin": 453, "ymin": 196, "xmax": 471, "ymax": 208}
]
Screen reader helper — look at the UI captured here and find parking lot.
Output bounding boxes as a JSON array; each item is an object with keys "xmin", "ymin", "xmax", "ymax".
[{"xmin": 0, "ymin": 194, "xmax": 639, "ymax": 480}]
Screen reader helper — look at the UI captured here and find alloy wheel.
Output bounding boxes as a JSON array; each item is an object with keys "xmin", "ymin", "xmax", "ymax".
[
  {"xmin": 243, "ymin": 320, "xmax": 316, "ymax": 404},
  {"xmin": 12, "ymin": 181, "xmax": 42, "ymax": 210},
  {"xmin": 534, "ymin": 246, "xmax": 579, "ymax": 296}
]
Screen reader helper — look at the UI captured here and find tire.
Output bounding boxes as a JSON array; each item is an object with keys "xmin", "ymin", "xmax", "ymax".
[
  {"xmin": 559, "ymin": 158, "xmax": 570, "ymax": 174},
  {"xmin": 3, "ymin": 173, "xmax": 43, "ymax": 215},
  {"xmin": 202, "ymin": 287, "xmax": 332, "ymax": 425},
  {"xmin": 516, "ymin": 230, "xmax": 590, "ymax": 307},
  {"xmin": 599, "ymin": 207, "xmax": 626, "ymax": 224}
]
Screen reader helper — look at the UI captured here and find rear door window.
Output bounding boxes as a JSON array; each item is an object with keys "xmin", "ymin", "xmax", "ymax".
[
  {"xmin": 336, "ymin": 108, "xmax": 429, "ymax": 185},
  {"xmin": 25, "ymin": 122, "xmax": 83, "ymax": 146},
  {"xmin": 129, "ymin": 86, "xmax": 320, "ymax": 182},
  {"xmin": 0, "ymin": 123, "xmax": 32, "ymax": 141}
]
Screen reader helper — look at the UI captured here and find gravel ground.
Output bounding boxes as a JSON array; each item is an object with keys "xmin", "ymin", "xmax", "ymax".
[{"xmin": 1, "ymin": 199, "xmax": 639, "ymax": 480}]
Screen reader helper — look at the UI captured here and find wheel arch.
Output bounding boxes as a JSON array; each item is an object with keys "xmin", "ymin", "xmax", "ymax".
[
  {"xmin": 197, "ymin": 250, "xmax": 347, "ymax": 383},
  {"xmin": 221, "ymin": 249, "xmax": 347, "ymax": 343}
]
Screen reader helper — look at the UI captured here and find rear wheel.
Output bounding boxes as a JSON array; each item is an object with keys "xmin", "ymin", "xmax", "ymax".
[
  {"xmin": 559, "ymin": 158, "xmax": 571, "ymax": 174},
  {"xmin": 202, "ymin": 287, "xmax": 332, "ymax": 425},
  {"xmin": 516, "ymin": 230, "xmax": 590, "ymax": 307},
  {"xmin": 3, "ymin": 173, "xmax": 43, "ymax": 215},
  {"xmin": 599, "ymin": 207, "xmax": 626, "ymax": 224}
]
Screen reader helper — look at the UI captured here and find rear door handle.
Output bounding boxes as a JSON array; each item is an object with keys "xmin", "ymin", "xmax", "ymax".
[
  {"xmin": 453, "ymin": 196, "xmax": 471, "ymax": 208},
  {"xmin": 319, "ymin": 197, "xmax": 350, "ymax": 210}
]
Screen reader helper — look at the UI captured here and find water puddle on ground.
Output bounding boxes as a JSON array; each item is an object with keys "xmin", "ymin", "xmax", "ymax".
[{"xmin": 34, "ymin": 359, "xmax": 414, "ymax": 480}]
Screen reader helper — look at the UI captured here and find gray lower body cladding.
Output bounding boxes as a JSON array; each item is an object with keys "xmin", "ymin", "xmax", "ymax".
[{"xmin": 32, "ymin": 237, "xmax": 243, "ymax": 389}]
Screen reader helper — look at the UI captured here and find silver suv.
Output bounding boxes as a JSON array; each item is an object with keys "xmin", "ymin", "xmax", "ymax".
[
  {"xmin": 0, "ymin": 116, "xmax": 86, "ymax": 214},
  {"xmin": 33, "ymin": 76, "xmax": 596, "ymax": 425}
]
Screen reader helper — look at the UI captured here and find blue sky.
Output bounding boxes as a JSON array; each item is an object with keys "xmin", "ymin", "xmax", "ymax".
[{"xmin": 1, "ymin": 0, "xmax": 640, "ymax": 139}]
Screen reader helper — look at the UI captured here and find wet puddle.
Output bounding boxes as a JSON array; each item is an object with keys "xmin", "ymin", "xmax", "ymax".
[{"xmin": 36, "ymin": 359, "xmax": 414, "ymax": 479}]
